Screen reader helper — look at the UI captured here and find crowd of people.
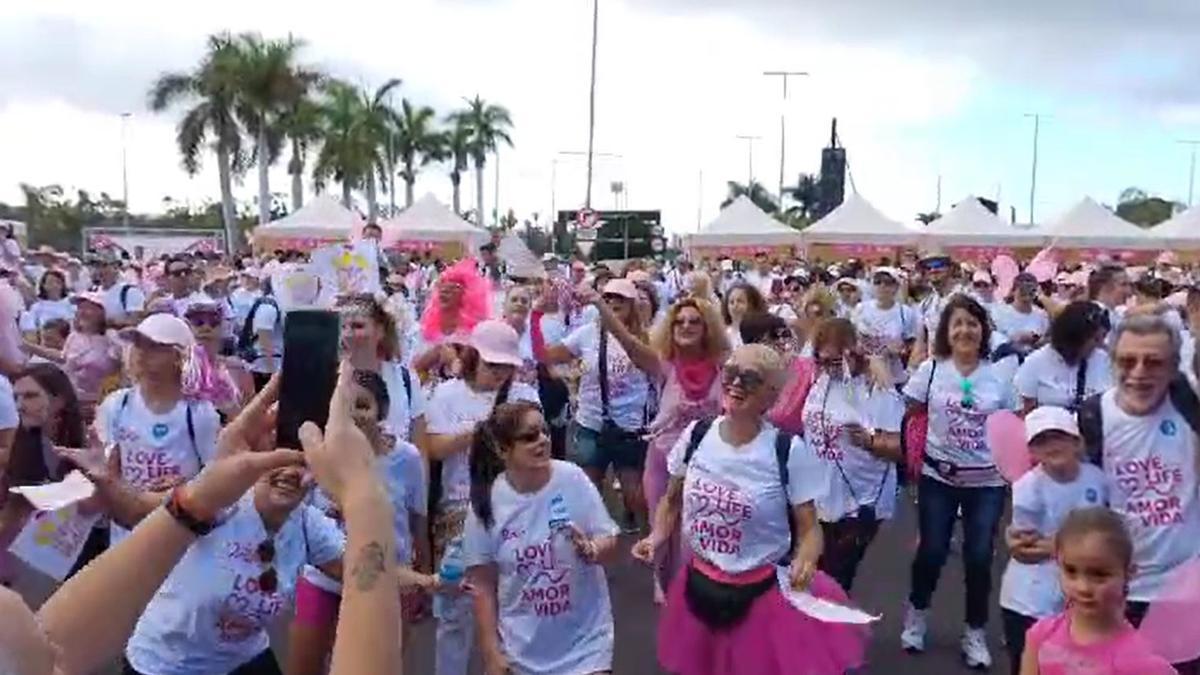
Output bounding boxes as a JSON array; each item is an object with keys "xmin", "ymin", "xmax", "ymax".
[{"xmin": 0, "ymin": 225, "xmax": 1198, "ymax": 674}]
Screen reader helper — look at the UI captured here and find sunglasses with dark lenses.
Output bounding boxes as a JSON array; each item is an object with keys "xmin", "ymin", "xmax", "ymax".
[
  {"xmin": 673, "ymin": 316, "xmax": 704, "ymax": 328},
  {"xmin": 721, "ymin": 364, "xmax": 766, "ymax": 391},
  {"xmin": 257, "ymin": 539, "xmax": 278, "ymax": 594},
  {"xmin": 513, "ymin": 425, "xmax": 550, "ymax": 444},
  {"xmin": 187, "ymin": 314, "xmax": 222, "ymax": 328},
  {"xmin": 972, "ymin": 281, "xmax": 991, "ymax": 290},
  {"xmin": 168, "ymin": 268, "xmax": 192, "ymax": 278}
]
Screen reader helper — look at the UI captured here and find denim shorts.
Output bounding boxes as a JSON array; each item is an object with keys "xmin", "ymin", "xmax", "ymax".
[{"xmin": 571, "ymin": 425, "xmax": 647, "ymax": 471}]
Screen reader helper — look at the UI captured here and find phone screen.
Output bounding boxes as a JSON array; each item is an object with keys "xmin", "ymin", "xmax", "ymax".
[{"xmin": 275, "ymin": 310, "xmax": 340, "ymax": 450}]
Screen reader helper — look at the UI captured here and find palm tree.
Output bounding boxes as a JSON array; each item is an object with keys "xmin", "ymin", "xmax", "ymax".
[
  {"xmin": 450, "ymin": 96, "xmax": 513, "ymax": 225},
  {"xmin": 721, "ymin": 180, "xmax": 779, "ymax": 214},
  {"xmin": 444, "ymin": 116, "xmax": 472, "ymax": 215},
  {"xmin": 311, "ymin": 79, "xmax": 401, "ymax": 221},
  {"xmin": 233, "ymin": 33, "xmax": 323, "ymax": 222},
  {"xmin": 149, "ymin": 33, "xmax": 245, "ymax": 250},
  {"xmin": 359, "ymin": 80, "xmax": 403, "ymax": 223},
  {"xmin": 279, "ymin": 95, "xmax": 323, "ymax": 212},
  {"xmin": 787, "ymin": 173, "xmax": 820, "ymax": 220},
  {"xmin": 394, "ymin": 99, "xmax": 445, "ymax": 209}
]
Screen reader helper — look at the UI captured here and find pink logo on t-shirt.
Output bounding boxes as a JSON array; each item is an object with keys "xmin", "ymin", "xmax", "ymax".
[
  {"xmin": 685, "ymin": 476, "xmax": 753, "ymax": 556},
  {"xmin": 1114, "ymin": 455, "xmax": 1186, "ymax": 527},
  {"xmin": 514, "ymin": 537, "xmax": 573, "ymax": 617}
]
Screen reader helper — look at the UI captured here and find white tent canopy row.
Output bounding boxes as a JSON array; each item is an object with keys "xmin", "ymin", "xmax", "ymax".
[
  {"xmin": 685, "ymin": 196, "xmax": 804, "ymax": 249},
  {"xmin": 379, "ymin": 193, "xmax": 488, "ymax": 250}
]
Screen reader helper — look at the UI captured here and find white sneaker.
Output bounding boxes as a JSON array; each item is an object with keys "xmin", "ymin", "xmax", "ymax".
[
  {"xmin": 961, "ymin": 626, "xmax": 993, "ymax": 669},
  {"xmin": 900, "ymin": 604, "xmax": 927, "ymax": 653}
]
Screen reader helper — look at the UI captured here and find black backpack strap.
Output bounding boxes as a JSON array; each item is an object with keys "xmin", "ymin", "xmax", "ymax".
[
  {"xmin": 775, "ymin": 431, "xmax": 792, "ymax": 491},
  {"xmin": 683, "ymin": 417, "xmax": 716, "ymax": 465},
  {"xmin": 119, "ymin": 284, "xmax": 132, "ymax": 312},
  {"xmin": 186, "ymin": 401, "xmax": 200, "ymax": 467},
  {"xmin": 1169, "ymin": 374, "xmax": 1200, "ymax": 438},
  {"xmin": 401, "ymin": 367, "xmax": 412, "ymax": 407},
  {"xmin": 1078, "ymin": 393, "xmax": 1104, "ymax": 468},
  {"xmin": 1072, "ymin": 357, "xmax": 1088, "ymax": 412},
  {"xmin": 598, "ymin": 325, "xmax": 612, "ymax": 422}
]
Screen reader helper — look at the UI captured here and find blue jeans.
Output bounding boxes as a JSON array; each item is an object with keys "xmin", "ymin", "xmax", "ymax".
[{"xmin": 908, "ymin": 475, "xmax": 1006, "ymax": 628}]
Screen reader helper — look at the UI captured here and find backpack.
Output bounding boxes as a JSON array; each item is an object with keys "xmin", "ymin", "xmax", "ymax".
[
  {"xmin": 119, "ymin": 390, "xmax": 200, "ymax": 468},
  {"xmin": 237, "ymin": 296, "xmax": 280, "ymax": 362},
  {"xmin": 1079, "ymin": 374, "xmax": 1200, "ymax": 468},
  {"xmin": 683, "ymin": 417, "xmax": 796, "ymax": 562},
  {"xmin": 427, "ymin": 377, "xmax": 512, "ymax": 522},
  {"xmin": 118, "ymin": 284, "xmax": 135, "ymax": 313}
]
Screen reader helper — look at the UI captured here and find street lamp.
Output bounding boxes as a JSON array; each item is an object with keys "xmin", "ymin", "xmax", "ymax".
[
  {"xmin": 121, "ymin": 112, "xmax": 132, "ymax": 231},
  {"xmin": 1179, "ymin": 140, "xmax": 1200, "ymax": 206},
  {"xmin": 735, "ymin": 135, "xmax": 761, "ymax": 190},
  {"xmin": 763, "ymin": 70, "xmax": 808, "ymax": 202},
  {"xmin": 1024, "ymin": 113, "xmax": 1048, "ymax": 225},
  {"xmin": 585, "ymin": 0, "xmax": 600, "ymax": 209}
]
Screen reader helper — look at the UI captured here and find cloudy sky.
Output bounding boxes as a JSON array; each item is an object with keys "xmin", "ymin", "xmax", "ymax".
[{"xmin": 2, "ymin": 0, "xmax": 1200, "ymax": 234}]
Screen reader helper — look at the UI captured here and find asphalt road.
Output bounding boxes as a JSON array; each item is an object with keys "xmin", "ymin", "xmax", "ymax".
[{"xmin": 15, "ymin": 488, "xmax": 1011, "ymax": 674}]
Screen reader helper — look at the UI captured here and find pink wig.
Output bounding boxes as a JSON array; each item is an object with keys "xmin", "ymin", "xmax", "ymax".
[
  {"xmin": 182, "ymin": 343, "xmax": 239, "ymax": 407},
  {"xmin": 420, "ymin": 257, "xmax": 491, "ymax": 342}
]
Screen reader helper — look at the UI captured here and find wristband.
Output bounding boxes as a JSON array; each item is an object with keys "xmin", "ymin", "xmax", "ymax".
[{"xmin": 164, "ymin": 485, "xmax": 217, "ymax": 536}]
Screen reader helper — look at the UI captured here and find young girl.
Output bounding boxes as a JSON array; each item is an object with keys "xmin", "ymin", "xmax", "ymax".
[
  {"xmin": 1000, "ymin": 406, "xmax": 1109, "ymax": 674},
  {"xmin": 1020, "ymin": 507, "xmax": 1175, "ymax": 674},
  {"xmin": 286, "ymin": 369, "xmax": 435, "ymax": 675}
]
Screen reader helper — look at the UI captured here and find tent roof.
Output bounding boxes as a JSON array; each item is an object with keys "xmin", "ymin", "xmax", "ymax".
[
  {"xmin": 1150, "ymin": 206, "xmax": 1200, "ymax": 244},
  {"xmin": 498, "ymin": 232, "xmax": 544, "ymax": 278},
  {"xmin": 1045, "ymin": 197, "xmax": 1155, "ymax": 249},
  {"xmin": 803, "ymin": 193, "xmax": 919, "ymax": 245},
  {"xmin": 686, "ymin": 196, "xmax": 802, "ymax": 248},
  {"xmin": 379, "ymin": 193, "xmax": 486, "ymax": 245},
  {"xmin": 925, "ymin": 197, "xmax": 1046, "ymax": 247},
  {"xmin": 255, "ymin": 194, "xmax": 364, "ymax": 239}
]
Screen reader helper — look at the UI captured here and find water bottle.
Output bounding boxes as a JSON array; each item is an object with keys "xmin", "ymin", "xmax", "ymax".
[{"xmin": 433, "ymin": 536, "xmax": 464, "ymax": 619}]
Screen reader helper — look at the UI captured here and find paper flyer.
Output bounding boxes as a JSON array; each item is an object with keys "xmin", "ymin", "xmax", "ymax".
[{"xmin": 776, "ymin": 566, "xmax": 880, "ymax": 625}]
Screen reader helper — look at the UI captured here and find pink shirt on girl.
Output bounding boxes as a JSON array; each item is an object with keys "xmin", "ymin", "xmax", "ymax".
[{"xmin": 1026, "ymin": 612, "xmax": 1175, "ymax": 674}]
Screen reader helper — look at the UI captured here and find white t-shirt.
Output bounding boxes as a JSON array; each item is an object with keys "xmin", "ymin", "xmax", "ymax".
[
  {"xmin": 379, "ymin": 361, "xmax": 426, "ymax": 442},
  {"xmin": 562, "ymin": 322, "xmax": 651, "ymax": 433},
  {"xmin": 19, "ymin": 298, "xmax": 74, "ymax": 333},
  {"xmin": 463, "ymin": 461, "xmax": 618, "ymax": 675},
  {"xmin": 726, "ymin": 324, "xmax": 744, "ymax": 349},
  {"xmin": 228, "ymin": 287, "xmax": 260, "ymax": 330},
  {"xmin": 303, "ymin": 439, "xmax": 427, "ymax": 593},
  {"xmin": 125, "ymin": 496, "xmax": 343, "ymax": 675},
  {"xmin": 97, "ymin": 388, "xmax": 221, "ymax": 544},
  {"xmin": 798, "ymin": 375, "xmax": 903, "ymax": 521},
  {"xmin": 425, "ymin": 378, "xmax": 539, "ymax": 509},
  {"xmin": 1100, "ymin": 391, "xmax": 1200, "ymax": 602},
  {"xmin": 992, "ymin": 303, "xmax": 1050, "ymax": 342},
  {"xmin": 247, "ymin": 300, "xmax": 282, "ymax": 374},
  {"xmin": 101, "ymin": 281, "xmax": 146, "ymax": 323},
  {"xmin": 903, "ymin": 358, "xmax": 1014, "ymax": 487},
  {"xmin": 852, "ymin": 301, "xmax": 918, "ymax": 383},
  {"xmin": 0, "ymin": 375, "xmax": 18, "ymax": 431},
  {"xmin": 999, "ymin": 463, "xmax": 1108, "ymax": 618},
  {"xmin": 1014, "ymin": 345, "xmax": 1112, "ymax": 409},
  {"xmin": 667, "ymin": 418, "xmax": 826, "ymax": 572}
]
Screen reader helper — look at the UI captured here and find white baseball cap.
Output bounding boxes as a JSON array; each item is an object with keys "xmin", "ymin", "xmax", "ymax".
[
  {"xmin": 120, "ymin": 313, "xmax": 195, "ymax": 350},
  {"xmin": 1025, "ymin": 406, "xmax": 1080, "ymax": 444}
]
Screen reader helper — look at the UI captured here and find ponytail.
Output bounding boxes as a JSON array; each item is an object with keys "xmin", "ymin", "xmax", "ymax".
[{"xmin": 467, "ymin": 400, "xmax": 543, "ymax": 530}]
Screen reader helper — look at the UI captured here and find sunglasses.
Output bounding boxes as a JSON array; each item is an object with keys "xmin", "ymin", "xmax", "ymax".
[
  {"xmin": 483, "ymin": 361, "xmax": 515, "ymax": 372},
  {"xmin": 257, "ymin": 539, "xmax": 278, "ymax": 594},
  {"xmin": 513, "ymin": 425, "xmax": 549, "ymax": 444},
  {"xmin": 187, "ymin": 315, "xmax": 221, "ymax": 328},
  {"xmin": 673, "ymin": 317, "xmax": 704, "ymax": 328},
  {"xmin": 972, "ymin": 281, "xmax": 992, "ymax": 289},
  {"xmin": 602, "ymin": 293, "xmax": 629, "ymax": 303},
  {"xmin": 1114, "ymin": 355, "xmax": 1170, "ymax": 373},
  {"xmin": 721, "ymin": 364, "xmax": 766, "ymax": 392},
  {"xmin": 168, "ymin": 268, "xmax": 192, "ymax": 278}
]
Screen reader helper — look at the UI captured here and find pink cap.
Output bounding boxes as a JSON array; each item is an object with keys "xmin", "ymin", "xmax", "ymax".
[
  {"xmin": 120, "ymin": 313, "xmax": 195, "ymax": 350},
  {"xmin": 70, "ymin": 291, "xmax": 106, "ymax": 313},
  {"xmin": 602, "ymin": 278, "xmax": 639, "ymax": 300},
  {"xmin": 470, "ymin": 319, "xmax": 523, "ymax": 367}
]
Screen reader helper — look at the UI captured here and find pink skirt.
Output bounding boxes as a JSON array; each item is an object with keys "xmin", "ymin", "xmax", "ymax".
[{"xmin": 657, "ymin": 566, "xmax": 868, "ymax": 675}]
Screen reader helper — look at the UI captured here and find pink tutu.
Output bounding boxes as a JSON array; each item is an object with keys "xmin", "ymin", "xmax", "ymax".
[{"xmin": 658, "ymin": 566, "xmax": 867, "ymax": 675}]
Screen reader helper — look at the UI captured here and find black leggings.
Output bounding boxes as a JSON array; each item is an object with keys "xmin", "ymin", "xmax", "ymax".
[
  {"xmin": 124, "ymin": 649, "xmax": 281, "ymax": 675},
  {"xmin": 1000, "ymin": 608, "xmax": 1037, "ymax": 675}
]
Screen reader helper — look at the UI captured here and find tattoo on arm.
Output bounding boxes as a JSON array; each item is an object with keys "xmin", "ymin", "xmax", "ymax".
[{"xmin": 350, "ymin": 541, "xmax": 388, "ymax": 592}]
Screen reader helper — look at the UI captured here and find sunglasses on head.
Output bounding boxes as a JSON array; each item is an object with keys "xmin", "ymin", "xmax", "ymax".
[
  {"xmin": 721, "ymin": 364, "xmax": 766, "ymax": 391},
  {"xmin": 257, "ymin": 539, "xmax": 278, "ymax": 594}
]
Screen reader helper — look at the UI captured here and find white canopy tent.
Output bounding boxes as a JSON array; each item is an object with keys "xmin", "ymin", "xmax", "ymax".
[
  {"xmin": 1043, "ymin": 197, "xmax": 1154, "ymax": 250},
  {"xmin": 379, "ymin": 193, "xmax": 488, "ymax": 251},
  {"xmin": 685, "ymin": 196, "xmax": 803, "ymax": 251},
  {"xmin": 498, "ymin": 232, "xmax": 544, "ymax": 278},
  {"xmin": 252, "ymin": 194, "xmax": 364, "ymax": 248},
  {"xmin": 925, "ymin": 197, "xmax": 1047, "ymax": 248},
  {"xmin": 1149, "ymin": 206, "xmax": 1200, "ymax": 249},
  {"xmin": 803, "ymin": 193, "xmax": 920, "ymax": 246}
]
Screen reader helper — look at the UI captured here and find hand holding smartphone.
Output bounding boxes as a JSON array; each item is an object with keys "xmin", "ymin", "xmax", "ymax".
[{"xmin": 275, "ymin": 310, "xmax": 340, "ymax": 450}]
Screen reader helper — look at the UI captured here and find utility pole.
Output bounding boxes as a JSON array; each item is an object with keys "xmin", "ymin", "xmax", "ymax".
[
  {"xmin": 584, "ymin": 0, "xmax": 600, "ymax": 209},
  {"xmin": 763, "ymin": 71, "xmax": 808, "ymax": 203},
  {"xmin": 1179, "ymin": 140, "xmax": 1200, "ymax": 206},
  {"xmin": 736, "ymin": 135, "xmax": 761, "ymax": 190},
  {"xmin": 1024, "ymin": 113, "xmax": 1045, "ymax": 225},
  {"xmin": 120, "ymin": 112, "xmax": 132, "ymax": 230}
]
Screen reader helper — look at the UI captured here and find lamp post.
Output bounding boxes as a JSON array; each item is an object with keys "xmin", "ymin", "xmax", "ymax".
[
  {"xmin": 736, "ymin": 135, "xmax": 761, "ymax": 190},
  {"xmin": 763, "ymin": 71, "xmax": 808, "ymax": 202},
  {"xmin": 121, "ymin": 112, "xmax": 132, "ymax": 232},
  {"xmin": 584, "ymin": 0, "xmax": 600, "ymax": 209},
  {"xmin": 1179, "ymin": 140, "xmax": 1200, "ymax": 206},
  {"xmin": 1024, "ymin": 113, "xmax": 1047, "ymax": 225}
]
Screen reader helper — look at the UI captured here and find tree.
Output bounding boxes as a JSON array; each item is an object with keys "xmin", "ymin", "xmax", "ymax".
[
  {"xmin": 279, "ymin": 94, "xmax": 323, "ymax": 212},
  {"xmin": 149, "ymin": 32, "xmax": 246, "ymax": 250},
  {"xmin": 394, "ymin": 99, "xmax": 445, "ymax": 209},
  {"xmin": 312, "ymin": 78, "xmax": 401, "ymax": 219},
  {"xmin": 786, "ymin": 173, "xmax": 820, "ymax": 220},
  {"xmin": 721, "ymin": 180, "xmax": 778, "ymax": 214},
  {"xmin": 1116, "ymin": 186, "xmax": 1181, "ymax": 228},
  {"xmin": 359, "ymin": 80, "xmax": 404, "ymax": 223},
  {"xmin": 444, "ymin": 116, "xmax": 473, "ymax": 215},
  {"xmin": 915, "ymin": 212, "xmax": 941, "ymax": 225},
  {"xmin": 450, "ymin": 96, "xmax": 513, "ymax": 225},
  {"xmin": 233, "ymin": 33, "xmax": 323, "ymax": 222}
]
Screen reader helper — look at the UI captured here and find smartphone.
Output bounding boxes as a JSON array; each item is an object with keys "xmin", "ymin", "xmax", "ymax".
[{"xmin": 275, "ymin": 310, "xmax": 340, "ymax": 450}]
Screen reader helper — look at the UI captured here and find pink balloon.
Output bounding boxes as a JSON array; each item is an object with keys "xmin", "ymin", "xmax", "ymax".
[
  {"xmin": 1140, "ymin": 557, "xmax": 1200, "ymax": 664},
  {"xmin": 986, "ymin": 411, "xmax": 1031, "ymax": 482},
  {"xmin": 991, "ymin": 255, "xmax": 1019, "ymax": 300}
]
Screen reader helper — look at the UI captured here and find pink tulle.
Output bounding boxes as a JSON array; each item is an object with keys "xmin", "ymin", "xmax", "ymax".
[
  {"xmin": 420, "ymin": 258, "xmax": 491, "ymax": 342},
  {"xmin": 767, "ymin": 357, "xmax": 816, "ymax": 435},
  {"xmin": 658, "ymin": 568, "xmax": 868, "ymax": 675},
  {"xmin": 181, "ymin": 344, "xmax": 239, "ymax": 407}
]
